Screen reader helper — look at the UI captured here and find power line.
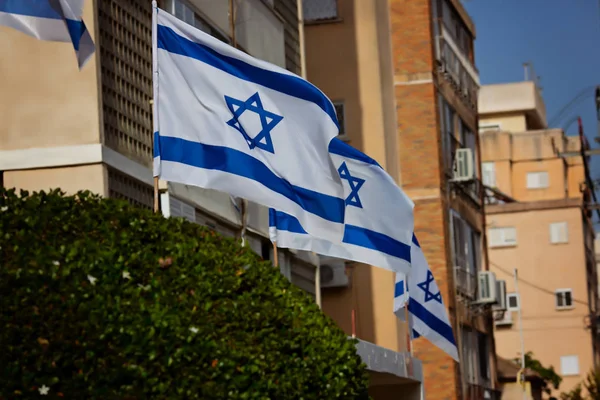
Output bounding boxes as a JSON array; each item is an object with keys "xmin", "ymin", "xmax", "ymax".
[
  {"xmin": 548, "ymin": 86, "xmax": 596, "ymax": 127},
  {"xmin": 490, "ymin": 261, "xmax": 589, "ymax": 307}
]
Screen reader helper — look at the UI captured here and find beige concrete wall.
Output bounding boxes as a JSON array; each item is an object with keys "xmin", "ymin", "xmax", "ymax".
[
  {"xmin": 501, "ymin": 382, "xmax": 536, "ymax": 400},
  {"xmin": 4, "ymin": 164, "xmax": 108, "ymax": 197},
  {"xmin": 511, "ymin": 159, "xmax": 566, "ymax": 202},
  {"xmin": 478, "ymin": 82, "xmax": 546, "ymax": 129},
  {"xmin": 481, "ymin": 131, "xmax": 512, "ymax": 162},
  {"xmin": 0, "ymin": 1, "xmax": 101, "ymax": 151},
  {"xmin": 489, "ymin": 207, "xmax": 593, "ymax": 395},
  {"xmin": 480, "ymin": 113, "xmax": 527, "ymax": 133},
  {"xmin": 304, "ymin": 0, "xmax": 388, "ymax": 167},
  {"xmin": 322, "ymin": 264, "xmax": 409, "ymax": 353}
]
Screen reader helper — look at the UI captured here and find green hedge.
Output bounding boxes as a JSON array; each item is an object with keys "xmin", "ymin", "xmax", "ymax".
[{"xmin": 0, "ymin": 189, "xmax": 369, "ymax": 399}]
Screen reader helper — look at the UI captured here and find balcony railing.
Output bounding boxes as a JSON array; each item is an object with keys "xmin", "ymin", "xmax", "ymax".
[
  {"xmin": 435, "ymin": 26, "xmax": 479, "ymax": 110},
  {"xmin": 454, "ymin": 264, "xmax": 477, "ymax": 299},
  {"xmin": 465, "ymin": 384, "xmax": 501, "ymax": 400}
]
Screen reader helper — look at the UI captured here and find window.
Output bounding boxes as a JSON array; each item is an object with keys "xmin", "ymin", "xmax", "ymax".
[
  {"xmin": 482, "ymin": 162, "xmax": 496, "ymax": 188},
  {"xmin": 303, "ymin": 0, "xmax": 338, "ymax": 22},
  {"xmin": 478, "ymin": 332, "xmax": 491, "ymax": 383},
  {"xmin": 440, "ymin": 96, "xmax": 458, "ymax": 172},
  {"xmin": 439, "ymin": 0, "xmax": 473, "ymax": 60},
  {"xmin": 560, "ymin": 355, "xmax": 580, "ymax": 376},
  {"xmin": 550, "ymin": 222, "xmax": 569, "ymax": 244},
  {"xmin": 556, "ymin": 289, "xmax": 573, "ymax": 309},
  {"xmin": 488, "ymin": 227, "xmax": 517, "ymax": 248},
  {"xmin": 460, "ymin": 328, "xmax": 490, "ymax": 385},
  {"xmin": 526, "ymin": 171, "xmax": 549, "ymax": 189},
  {"xmin": 451, "ymin": 212, "xmax": 481, "ymax": 297},
  {"xmin": 507, "ymin": 293, "xmax": 520, "ymax": 311},
  {"xmin": 333, "ymin": 102, "xmax": 346, "ymax": 137},
  {"xmin": 479, "ymin": 124, "xmax": 501, "ymax": 133},
  {"xmin": 169, "ymin": 0, "xmax": 229, "ymax": 43}
]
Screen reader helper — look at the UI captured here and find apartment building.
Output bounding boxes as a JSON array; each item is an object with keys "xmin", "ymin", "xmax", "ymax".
[
  {"xmin": 303, "ymin": 0, "xmax": 499, "ymax": 399},
  {"xmin": 479, "ymin": 81, "xmax": 599, "ymax": 396},
  {"xmin": 0, "ymin": 0, "xmax": 424, "ymax": 397}
]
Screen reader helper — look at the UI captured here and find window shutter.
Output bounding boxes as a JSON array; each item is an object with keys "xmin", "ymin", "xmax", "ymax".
[
  {"xmin": 560, "ymin": 355, "xmax": 580, "ymax": 376},
  {"xmin": 526, "ymin": 172, "xmax": 549, "ymax": 189},
  {"xmin": 550, "ymin": 222, "xmax": 568, "ymax": 244},
  {"xmin": 169, "ymin": 196, "xmax": 196, "ymax": 223},
  {"xmin": 482, "ymin": 162, "xmax": 496, "ymax": 187}
]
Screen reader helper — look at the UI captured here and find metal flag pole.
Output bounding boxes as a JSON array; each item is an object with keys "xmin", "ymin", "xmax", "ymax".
[
  {"xmin": 514, "ymin": 268, "xmax": 527, "ymax": 399},
  {"xmin": 272, "ymin": 242, "xmax": 279, "ymax": 267},
  {"xmin": 151, "ymin": 0, "xmax": 160, "ymax": 214}
]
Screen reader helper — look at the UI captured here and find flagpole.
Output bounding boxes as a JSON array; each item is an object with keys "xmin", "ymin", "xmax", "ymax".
[
  {"xmin": 229, "ymin": 0, "xmax": 236, "ymax": 48},
  {"xmin": 151, "ymin": 0, "xmax": 160, "ymax": 214},
  {"xmin": 272, "ymin": 241, "xmax": 279, "ymax": 268},
  {"xmin": 514, "ymin": 268, "xmax": 527, "ymax": 399}
]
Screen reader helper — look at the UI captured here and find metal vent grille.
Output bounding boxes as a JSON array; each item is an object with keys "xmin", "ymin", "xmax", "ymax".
[
  {"xmin": 98, "ymin": 0, "xmax": 154, "ymax": 167},
  {"xmin": 108, "ymin": 168, "xmax": 153, "ymax": 209}
]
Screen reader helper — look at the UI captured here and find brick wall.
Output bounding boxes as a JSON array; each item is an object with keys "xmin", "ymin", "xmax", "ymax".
[{"xmin": 390, "ymin": 1, "xmax": 461, "ymax": 399}]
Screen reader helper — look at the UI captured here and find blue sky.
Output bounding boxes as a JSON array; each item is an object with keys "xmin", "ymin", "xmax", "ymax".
[{"xmin": 463, "ymin": 0, "xmax": 600, "ymax": 223}]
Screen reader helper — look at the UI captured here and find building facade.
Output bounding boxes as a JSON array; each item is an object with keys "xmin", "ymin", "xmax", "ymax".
[
  {"xmin": 303, "ymin": 0, "xmax": 499, "ymax": 399},
  {"xmin": 480, "ymin": 82, "xmax": 599, "ymax": 395},
  {"xmin": 0, "ymin": 0, "xmax": 424, "ymax": 396}
]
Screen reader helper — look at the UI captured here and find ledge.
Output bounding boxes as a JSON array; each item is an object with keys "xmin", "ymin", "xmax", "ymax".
[{"xmin": 352, "ymin": 338, "xmax": 423, "ymax": 384}]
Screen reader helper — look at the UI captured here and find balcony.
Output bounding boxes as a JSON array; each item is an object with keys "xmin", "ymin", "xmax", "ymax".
[
  {"xmin": 454, "ymin": 264, "xmax": 477, "ymax": 299},
  {"xmin": 464, "ymin": 384, "xmax": 502, "ymax": 400},
  {"xmin": 436, "ymin": 26, "xmax": 480, "ymax": 110},
  {"xmin": 353, "ymin": 338, "xmax": 423, "ymax": 400}
]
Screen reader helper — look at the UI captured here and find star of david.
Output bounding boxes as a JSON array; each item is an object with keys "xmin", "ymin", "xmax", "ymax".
[
  {"xmin": 417, "ymin": 270, "xmax": 443, "ymax": 304},
  {"xmin": 224, "ymin": 92, "xmax": 283, "ymax": 154},
  {"xmin": 338, "ymin": 162, "xmax": 365, "ymax": 208}
]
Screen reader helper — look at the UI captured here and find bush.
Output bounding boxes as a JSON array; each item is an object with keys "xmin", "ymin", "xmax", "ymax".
[{"xmin": 0, "ymin": 189, "xmax": 369, "ymax": 399}]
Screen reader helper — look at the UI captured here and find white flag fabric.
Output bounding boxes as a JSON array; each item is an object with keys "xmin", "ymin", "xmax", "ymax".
[
  {"xmin": 0, "ymin": 0, "xmax": 95, "ymax": 68},
  {"xmin": 152, "ymin": 8, "xmax": 346, "ymax": 242},
  {"xmin": 394, "ymin": 235, "xmax": 459, "ymax": 361},
  {"xmin": 268, "ymin": 139, "xmax": 415, "ymax": 274}
]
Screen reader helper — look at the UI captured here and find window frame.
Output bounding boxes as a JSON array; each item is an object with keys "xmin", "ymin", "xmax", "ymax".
[
  {"xmin": 332, "ymin": 101, "xmax": 347, "ymax": 140},
  {"xmin": 549, "ymin": 221, "xmax": 569, "ymax": 244},
  {"xmin": 488, "ymin": 226, "xmax": 517, "ymax": 248},
  {"xmin": 560, "ymin": 355, "xmax": 580, "ymax": 376},
  {"xmin": 526, "ymin": 171, "xmax": 550, "ymax": 190},
  {"xmin": 481, "ymin": 162, "xmax": 496, "ymax": 188},
  {"xmin": 555, "ymin": 288, "xmax": 574, "ymax": 310},
  {"xmin": 506, "ymin": 292, "xmax": 520, "ymax": 311}
]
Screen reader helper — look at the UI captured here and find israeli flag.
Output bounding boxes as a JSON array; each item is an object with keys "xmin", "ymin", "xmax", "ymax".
[
  {"xmin": 268, "ymin": 139, "xmax": 414, "ymax": 274},
  {"xmin": 394, "ymin": 235, "xmax": 459, "ymax": 361},
  {"xmin": 152, "ymin": 7, "xmax": 346, "ymax": 242},
  {"xmin": 0, "ymin": 0, "xmax": 95, "ymax": 68}
]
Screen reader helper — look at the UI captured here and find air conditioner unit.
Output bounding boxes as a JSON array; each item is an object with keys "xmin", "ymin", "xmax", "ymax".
[
  {"xmin": 493, "ymin": 280, "xmax": 507, "ymax": 311},
  {"xmin": 452, "ymin": 148, "xmax": 475, "ymax": 182},
  {"xmin": 169, "ymin": 195, "xmax": 196, "ymax": 223},
  {"xmin": 476, "ymin": 271, "xmax": 497, "ymax": 304},
  {"xmin": 320, "ymin": 257, "xmax": 348, "ymax": 288},
  {"xmin": 494, "ymin": 311, "xmax": 513, "ymax": 326}
]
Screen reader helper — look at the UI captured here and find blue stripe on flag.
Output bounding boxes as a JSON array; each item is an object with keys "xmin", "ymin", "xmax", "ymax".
[
  {"xmin": 412, "ymin": 234, "xmax": 420, "ymax": 248},
  {"xmin": 344, "ymin": 225, "xmax": 411, "ymax": 262},
  {"xmin": 64, "ymin": 18, "xmax": 86, "ymax": 51},
  {"xmin": 329, "ymin": 138, "xmax": 382, "ymax": 168},
  {"xmin": 153, "ymin": 132, "xmax": 161, "ymax": 158},
  {"xmin": 270, "ymin": 209, "xmax": 411, "ymax": 262},
  {"xmin": 158, "ymin": 136, "xmax": 345, "ymax": 223},
  {"xmin": 156, "ymin": 24, "xmax": 339, "ymax": 129},
  {"xmin": 412, "ymin": 330, "xmax": 421, "ymax": 339},
  {"xmin": 0, "ymin": 0, "xmax": 62, "ymax": 19},
  {"xmin": 270, "ymin": 210, "xmax": 308, "ymax": 234},
  {"xmin": 408, "ymin": 299, "xmax": 456, "ymax": 346},
  {"xmin": 394, "ymin": 280, "xmax": 405, "ymax": 297}
]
